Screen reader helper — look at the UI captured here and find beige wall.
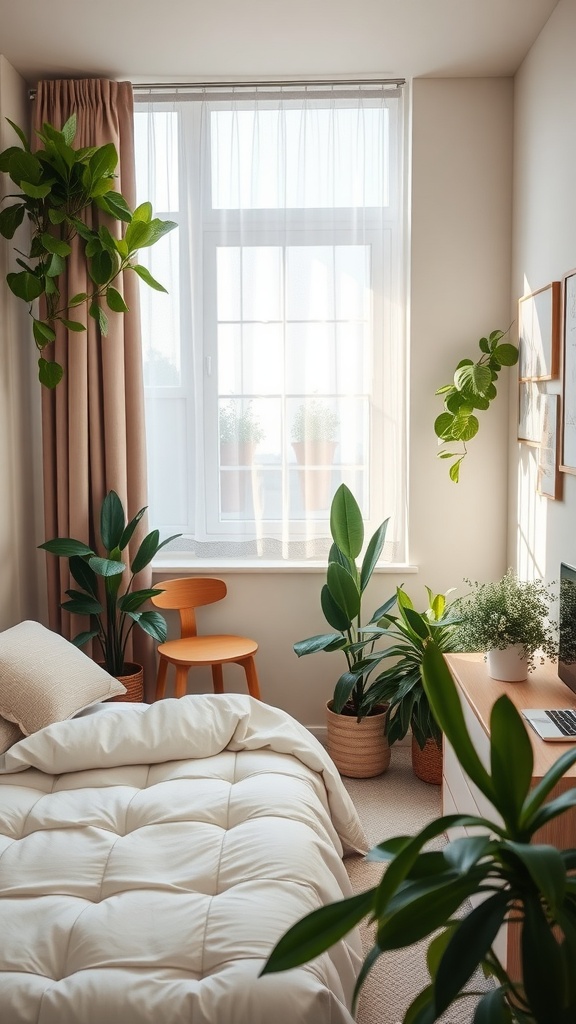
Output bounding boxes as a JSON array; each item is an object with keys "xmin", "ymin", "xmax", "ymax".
[
  {"xmin": 510, "ymin": 0, "xmax": 576, "ymax": 582},
  {"xmin": 0, "ymin": 56, "xmax": 45, "ymax": 630}
]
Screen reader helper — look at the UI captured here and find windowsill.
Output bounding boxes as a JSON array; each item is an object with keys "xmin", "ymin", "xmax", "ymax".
[{"xmin": 152, "ymin": 558, "xmax": 419, "ymax": 574}]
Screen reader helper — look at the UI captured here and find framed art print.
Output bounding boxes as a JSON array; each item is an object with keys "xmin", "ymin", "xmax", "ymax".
[
  {"xmin": 518, "ymin": 381, "xmax": 543, "ymax": 444},
  {"xmin": 538, "ymin": 394, "xmax": 562, "ymax": 499},
  {"xmin": 518, "ymin": 281, "xmax": 561, "ymax": 381},
  {"xmin": 560, "ymin": 268, "xmax": 576, "ymax": 473}
]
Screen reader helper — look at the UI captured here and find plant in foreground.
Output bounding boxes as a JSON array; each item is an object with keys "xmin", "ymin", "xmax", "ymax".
[
  {"xmin": 39, "ymin": 490, "xmax": 180, "ymax": 676},
  {"xmin": 434, "ymin": 329, "xmax": 518, "ymax": 482},
  {"xmin": 454, "ymin": 569, "xmax": 558, "ymax": 671},
  {"xmin": 263, "ymin": 639, "xmax": 576, "ymax": 1024},
  {"xmin": 293, "ymin": 483, "xmax": 396, "ymax": 722},
  {"xmin": 0, "ymin": 115, "xmax": 177, "ymax": 388}
]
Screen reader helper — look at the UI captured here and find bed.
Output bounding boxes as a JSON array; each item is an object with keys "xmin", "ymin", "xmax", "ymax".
[{"xmin": 0, "ymin": 621, "xmax": 367, "ymax": 1024}]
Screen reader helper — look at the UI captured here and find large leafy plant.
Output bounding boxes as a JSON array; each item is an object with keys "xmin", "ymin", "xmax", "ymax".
[
  {"xmin": 39, "ymin": 490, "xmax": 180, "ymax": 676},
  {"xmin": 264, "ymin": 640, "xmax": 576, "ymax": 1022},
  {"xmin": 372, "ymin": 587, "xmax": 461, "ymax": 749},
  {"xmin": 0, "ymin": 115, "xmax": 177, "ymax": 388},
  {"xmin": 293, "ymin": 484, "xmax": 396, "ymax": 722},
  {"xmin": 435, "ymin": 329, "xmax": 518, "ymax": 482}
]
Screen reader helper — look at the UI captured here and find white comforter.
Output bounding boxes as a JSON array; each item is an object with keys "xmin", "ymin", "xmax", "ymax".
[{"xmin": 0, "ymin": 695, "xmax": 367, "ymax": 1024}]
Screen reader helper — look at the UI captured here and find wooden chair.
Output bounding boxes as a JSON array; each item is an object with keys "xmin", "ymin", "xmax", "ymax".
[{"xmin": 151, "ymin": 577, "xmax": 261, "ymax": 701}]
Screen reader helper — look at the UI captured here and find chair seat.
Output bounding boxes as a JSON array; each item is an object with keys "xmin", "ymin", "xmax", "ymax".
[{"xmin": 158, "ymin": 635, "xmax": 258, "ymax": 666}]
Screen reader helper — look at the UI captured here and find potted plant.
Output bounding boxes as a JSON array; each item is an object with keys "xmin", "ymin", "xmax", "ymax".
[
  {"xmin": 294, "ymin": 483, "xmax": 396, "ymax": 777},
  {"xmin": 291, "ymin": 399, "xmax": 340, "ymax": 511},
  {"xmin": 263, "ymin": 639, "xmax": 576, "ymax": 1024},
  {"xmin": 39, "ymin": 490, "xmax": 180, "ymax": 699},
  {"xmin": 434, "ymin": 328, "xmax": 518, "ymax": 482},
  {"xmin": 370, "ymin": 586, "xmax": 461, "ymax": 784},
  {"xmin": 0, "ymin": 114, "xmax": 177, "ymax": 388},
  {"xmin": 219, "ymin": 400, "xmax": 265, "ymax": 514},
  {"xmin": 454, "ymin": 568, "xmax": 558, "ymax": 681}
]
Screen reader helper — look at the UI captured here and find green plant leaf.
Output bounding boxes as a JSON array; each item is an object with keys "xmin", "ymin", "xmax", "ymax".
[
  {"xmin": 87, "ymin": 556, "xmax": 125, "ymax": 577},
  {"xmin": 118, "ymin": 506, "xmax": 147, "ymax": 550},
  {"xmin": 450, "ymin": 414, "xmax": 479, "ymax": 442},
  {"xmin": 0, "ymin": 202, "xmax": 25, "ymax": 239},
  {"xmin": 118, "ymin": 588, "xmax": 165, "ymax": 613},
  {"xmin": 71, "ymin": 629, "xmax": 100, "ymax": 649},
  {"xmin": 132, "ymin": 263, "xmax": 168, "ymax": 292},
  {"xmin": 88, "ymin": 142, "xmax": 118, "ymax": 182},
  {"xmin": 421, "ymin": 641, "xmax": 494, "ymax": 802},
  {"xmin": 89, "ymin": 248, "xmax": 115, "ymax": 286},
  {"xmin": 126, "ymin": 610, "xmax": 168, "ymax": 643},
  {"xmin": 100, "ymin": 490, "xmax": 125, "ymax": 551},
  {"xmin": 454, "ymin": 362, "xmax": 492, "ymax": 395},
  {"xmin": 68, "ymin": 554, "xmax": 99, "ymax": 598},
  {"xmin": 449, "ymin": 457, "xmax": 464, "ymax": 483},
  {"xmin": 96, "ymin": 190, "xmax": 132, "ymax": 222},
  {"xmin": 7, "ymin": 118, "xmax": 30, "ymax": 149},
  {"xmin": 434, "ymin": 412, "xmax": 455, "ymax": 439},
  {"xmin": 20, "ymin": 179, "xmax": 52, "ymax": 199},
  {"xmin": 106, "ymin": 286, "xmax": 129, "ymax": 313},
  {"xmin": 60, "ymin": 318, "xmax": 86, "ymax": 332},
  {"xmin": 61, "ymin": 593, "xmax": 103, "ymax": 616},
  {"xmin": 472, "ymin": 988, "xmax": 513, "ymax": 1023},
  {"xmin": 130, "ymin": 529, "xmax": 162, "ymax": 574},
  {"xmin": 526, "ymin": 782, "xmax": 576, "ymax": 834},
  {"xmin": 69, "ymin": 292, "xmax": 88, "ymax": 306},
  {"xmin": 32, "ymin": 319, "xmax": 56, "ymax": 348},
  {"xmin": 433, "ymin": 892, "xmax": 509, "ymax": 1016},
  {"xmin": 492, "ymin": 343, "xmax": 518, "ymax": 366},
  {"xmin": 293, "ymin": 633, "xmax": 346, "ymax": 657},
  {"xmin": 489, "ymin": 695, "xmax": 534, "ymax": 828},
  {"xmin": 505, "ymin": 842, "xmax": 566, "ymax": 913},
  {"xmin": 262, "ymin": 888, "xmax": 377, "ymax": 975},
  {"xmin": 125, "ymin": 218, "xmax": 154, "ymax": 252},
  {"xmin": 360, "ymin": 519, "xmax": 389, "ymax": 592},
  {"xmin": 327, "ymin": 560, "xmax": 361, "ymax": 622},
  {"xmin": 320, "ymin": 583, "xmax": 353, "ymax": 631},
  {"xmin": 521, "ymin": 896, "xmax": 566, "ymax": 1023},
  {"xmin": 330, "ymin": 483, "xmax": 364, "ymax": 558},
  {"xmin": 40, "ymin": 232, "xmax": 72, "ymax": 258},
  {"xmin": 7, "ymin": 270, "xmax": 44, "ymax": 302},
  {"xmin": 39, "ymin": 537, "xmax": 94, "ymax": 557},
  {"xmin": 133, "ymin": 201, "xmax": 153, "ymax": 223},
  {"xmin": 377, "ymin": 875, "xmax": 481, "ymax": 951},
  {"xmin": 520, "ymin": 746, "xmax": 576, "ymax": 826}
]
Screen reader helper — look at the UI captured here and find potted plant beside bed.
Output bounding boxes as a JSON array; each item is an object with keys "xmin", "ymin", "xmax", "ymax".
[
  {"xmin": 39, "ymin": 490, "xmax": 180, "ymax": 700},
  {"xmin": 454, "ymin": 568, "xmax": 558, "ymax": 682},
  {"xmin": 370, "ymin": 586, "xmax": 461, "ymax": 784},
  {"xmin": 294, "ymin": 483, "xmax": 396, "ymax": 778}
]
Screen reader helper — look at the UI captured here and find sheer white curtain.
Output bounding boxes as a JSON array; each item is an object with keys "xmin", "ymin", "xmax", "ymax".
[{"xmin": 134, "ymin": 84, "xmax": 406, "ymax": 563}]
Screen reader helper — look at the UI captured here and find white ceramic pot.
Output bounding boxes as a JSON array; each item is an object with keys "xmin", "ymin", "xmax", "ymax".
[{"xmin": 486, "ymin": 644, "xmax": 528, "ymax": 682}]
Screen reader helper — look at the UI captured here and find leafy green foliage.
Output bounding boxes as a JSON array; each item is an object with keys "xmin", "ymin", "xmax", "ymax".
[
  {"xmin": 434, "ymin": 329, "xmax": 518, "ymax": 481},
  {"xmin": 293, "ymin": 483, "xmax": 396, "ymax": 721},
  {"xmin": 454, "ymin": 569, "xmax": 558, "ymax": 669},
  {"xmin": 39, "ymin": 490, "xmax": 181, "ymax": 675},
  {"xmin": 263, "ymin": 638, "xmax": 576, "ymax": 1023},
  {"xmin": 369, "ymin": 586, "xmax": 461, "ymax": 748},
  {"xmin": 0, "ymin": 115, "xmax": 177, "ymax": 388}
]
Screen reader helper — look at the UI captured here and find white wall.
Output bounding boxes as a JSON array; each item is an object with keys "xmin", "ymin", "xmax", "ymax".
[
  {"xmin": 0, "ymin": 56, "xmax": 46, "ymax": 630},
  {"xmin": 510, "ymin": 0, "xmax": 576, "ymax": 582}
]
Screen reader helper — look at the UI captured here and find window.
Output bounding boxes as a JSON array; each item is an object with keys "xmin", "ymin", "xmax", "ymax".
[{"xmin": 134, "ymin": 83, "xmax": 407, "ymax": 563}]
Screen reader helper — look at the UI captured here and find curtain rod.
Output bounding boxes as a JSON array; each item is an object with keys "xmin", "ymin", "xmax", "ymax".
[{"xmin": 29, "ymin": 77, "xmax": 405, "ymax": 100}]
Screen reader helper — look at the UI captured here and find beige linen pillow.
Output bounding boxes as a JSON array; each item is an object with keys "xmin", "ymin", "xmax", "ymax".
[
  {"xmin": 0, "ymin": 621, "xmax": 126, "ymax": 735},
  {"xmin": 0, "ymin": 714, "xmax": 24, "ymax": 753}
]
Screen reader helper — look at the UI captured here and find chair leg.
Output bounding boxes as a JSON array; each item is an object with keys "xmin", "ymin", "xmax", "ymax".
[
  {"xmin": 211, "ymin": 663, "xmax": 224, "ymax": 694},
  {"xmin": 155, "ymin": 656, "xmax": 169, "ymax": 700},
  {"xmin": 241, "ymin": 656, "xmax": 261, "ymax": 700},
  {"xmin": 174, "ymin": 664, "xmax": 190, "ymax": 698}
]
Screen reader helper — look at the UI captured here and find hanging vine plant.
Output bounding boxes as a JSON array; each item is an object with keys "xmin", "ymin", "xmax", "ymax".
[
  {"xmin": 434, "ymin": 328, "xmax": 518, "ymax": 482},
  {"xmin": 0, "ymin": 114, "xmax": 177, "ymax": 388}
]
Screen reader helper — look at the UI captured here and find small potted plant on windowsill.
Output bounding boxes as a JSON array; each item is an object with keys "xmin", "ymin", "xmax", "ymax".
[
  {"xmin": 291, "ymin": 399, "xmax": 340, "ymax": 511},
  {"xmin": 294, "ymin": 483, "xmax": 396, "ymax": 778},
  {"xmin": 219, "ymin": 401, "xmax": 265, "ymax": 514},
  {"xmin": 454, "ymin": 568, "xmax": 558, "ymax": 681},
  {"xmin": 39, "ymin": 490, "xmax": 180, "ymax": 700}
]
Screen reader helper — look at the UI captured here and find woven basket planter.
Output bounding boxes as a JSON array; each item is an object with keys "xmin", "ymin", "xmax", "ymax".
[
  {"xmin": 108, "ymin": 663, "xmax": 144, "ymax": 703},
  {"xmin": 326, "ymin": 702, "xmax": 390, "ymax": 778},
  {"xmin": 411, "ymin": 735, "xmax": 443, "ymax": 786}
]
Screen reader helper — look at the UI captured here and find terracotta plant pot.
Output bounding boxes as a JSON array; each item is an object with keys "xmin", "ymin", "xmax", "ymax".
[
  {"xmin": 326, "ymin": 701, "xmax": 390, "ymax": 778},
  {"xmin": 108, "ymin": 663, "xmax": 144, "ymax": 703},
  {"xmin": 411, "ymin": 735, "xmax": 443, "ymax": 786}
]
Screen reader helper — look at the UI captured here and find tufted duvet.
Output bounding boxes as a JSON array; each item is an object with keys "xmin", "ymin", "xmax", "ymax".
[{"xmin": 0, "ymin": 694, "xmax": 367, "ymax": 1024}]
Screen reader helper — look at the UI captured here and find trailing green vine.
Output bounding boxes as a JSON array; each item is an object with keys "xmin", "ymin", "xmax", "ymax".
[{"xmin": 434, "ymin": 328, "xmax": 518, "ymax": 482}]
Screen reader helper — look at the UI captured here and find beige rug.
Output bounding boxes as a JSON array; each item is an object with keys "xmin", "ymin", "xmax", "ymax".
[{"xmin": 343, "ymin": 747, "xmax": 491, "ymax": 1024}]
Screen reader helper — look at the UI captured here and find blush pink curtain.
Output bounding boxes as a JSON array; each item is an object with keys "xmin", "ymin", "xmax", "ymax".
[{"xmin": 34, "ymin": 78, "xmax": 155, "ymax": 697}]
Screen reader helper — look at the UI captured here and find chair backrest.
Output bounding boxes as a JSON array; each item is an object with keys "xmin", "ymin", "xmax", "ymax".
[{"xmin": 152, "ymin": 578, "xmax": 227, "ymax": 638}]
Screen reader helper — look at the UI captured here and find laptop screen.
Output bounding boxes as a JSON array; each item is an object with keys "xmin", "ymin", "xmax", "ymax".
[{"xmin": 558, "ymin": 562, "xmax": 576, "ymax": 696}]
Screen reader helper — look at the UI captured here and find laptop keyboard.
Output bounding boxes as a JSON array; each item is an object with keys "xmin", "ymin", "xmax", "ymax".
[{"xmin": 545, "ymin": 708, "xmax": 576, "ymax": 736}]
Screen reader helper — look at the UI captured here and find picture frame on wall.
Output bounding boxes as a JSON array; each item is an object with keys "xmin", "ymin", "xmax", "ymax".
[
  {"xmin": 518, "ymin": 281, "xmax": 561, "ymax": 381},
  {"xmin": 560, "ymin": 268, "xmax": 576, "ymax": 474},
  {"xmin": 538, "ymin": 393, "xmax": 562, "ymax": 499},
  {"xmin": 518, "ymin": 381, "xmax": 543, "ymax": 444}
]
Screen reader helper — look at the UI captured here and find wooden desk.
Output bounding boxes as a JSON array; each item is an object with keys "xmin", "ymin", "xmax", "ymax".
[{"xmin": 443, "ymin": 653, "xmax": 576, "ymax": 978}]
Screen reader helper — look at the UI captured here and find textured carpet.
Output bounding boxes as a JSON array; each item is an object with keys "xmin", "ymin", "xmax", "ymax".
[{"xmin": 342, "ymin": 747, "xmax": 492, "ymax": 1024}]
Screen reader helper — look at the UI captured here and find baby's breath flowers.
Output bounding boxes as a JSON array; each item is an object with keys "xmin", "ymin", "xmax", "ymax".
[{"xmin": 454, "ymin": 569, "xmax": 558, "ymax": 671}]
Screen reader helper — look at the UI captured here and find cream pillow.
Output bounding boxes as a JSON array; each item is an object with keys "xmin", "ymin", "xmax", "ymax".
[
  {"xmin": 0, "ymin": 621, "xmax": 126, "ymax": 735},
  {"xmin": 0, "ymin": 714, "xmax": 24, "ymax": 753}
]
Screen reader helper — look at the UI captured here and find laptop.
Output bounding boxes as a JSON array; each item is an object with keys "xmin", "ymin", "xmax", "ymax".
[{"xmin": 522, "ymin": 708, "xmax": 576, "ymax": 742}]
